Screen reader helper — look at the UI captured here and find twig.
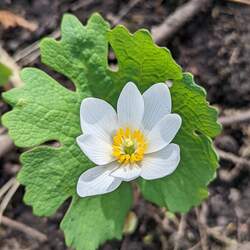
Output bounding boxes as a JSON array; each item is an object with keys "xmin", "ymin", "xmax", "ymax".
[
  {"xmin": 227, "ymin": 0, "xmax": 250, "ymax": 5},
  {"xmin": 0, "ymin": 179, "xmax": 20, "ymax": 223},
  {"xmin": 158, "ymin": 228, "xmax": 168, "ymax": 250},
  {"xmin": 153, "ymin": 211, "xmax": 175, "ymax": 233},
  {"xmin": 217, "ymin": 148, "xmax": 250, "ymax": 181},
  {"xmin": 174, "ymin": 214, "xmax": 187, "ymax": 250},
  {"xmin": 1, "ymin": 216, "xmax": 48, "ymax": 242},
  {"xmin": 190, "ymin": 227, "xmax": 237, "ymax": 249},
  {"xmin": 13, "ymin": 40, "xmax": 41, "ymax": 63},
  {"xmin": 206, "ymin": 227, "xmax": 236, "ymax": 246},
  {"xmin": 217, "ymin": 148, "xmax": 250, "ymax": 167},
  {"xmin": 219, "ymin": 109, "xmax": 250, "ymax": 126},
  {"xmin": 188, "ymin": 242, "xmax": 201, "ymax": 250},
  {"xmin": 195, "ymin": 207, "xmax": 208, "ymax": 250},
  {"xmin": 152, "ymin": 0, "xmax": 212, "ymax": 44},
  {"xmin": 0, "ymin": 178, "xmax": 16, "ymax": 200},
  {"xmin": 70, "ymin": 0, "xmax": 99, "ymax": 11},
  {"xmin": 109, "ymin": 0, "xmax": 141, "ymax": 26},
  {"xmin": 13, "ymin": 29, "xmax": 60, "ymax": 65},
  {"xmin": 0, "ymin": 133, "xmax": 14, "ymax": 158},
  {"xmin": 219, "ymin": 164, "xmax": 244, "ymax": 182},
  {"xmin": 0, "ymin": 46, "xmax": 22, "ymax": 87}
]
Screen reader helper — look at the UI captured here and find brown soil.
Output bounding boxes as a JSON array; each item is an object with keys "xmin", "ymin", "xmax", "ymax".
[{"xmin": 0, "ymin": 0, "xmax": 250, "ymax": 249}]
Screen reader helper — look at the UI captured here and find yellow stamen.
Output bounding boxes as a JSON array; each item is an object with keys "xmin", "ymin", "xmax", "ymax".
[{"xmin": 112, "ymin": 127, "xmax": 147, "ymax": 164}]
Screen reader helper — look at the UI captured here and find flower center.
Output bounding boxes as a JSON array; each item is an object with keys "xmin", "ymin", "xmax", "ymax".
[{"xmin": 112, "ymin": 128, "xmax": 147, "ymax": 164}]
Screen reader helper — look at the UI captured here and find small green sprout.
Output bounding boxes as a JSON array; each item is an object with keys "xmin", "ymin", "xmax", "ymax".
[{"xmin": 0, "ymin": 63, "xmax": 11, "ymax": 86}]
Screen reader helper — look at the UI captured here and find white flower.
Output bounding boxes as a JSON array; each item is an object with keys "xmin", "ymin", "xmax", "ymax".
[{"xmin": 76, "ymin": 82, "xmax": 182, "ymax": 197}]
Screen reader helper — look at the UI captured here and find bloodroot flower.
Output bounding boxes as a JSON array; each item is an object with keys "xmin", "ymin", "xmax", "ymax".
[{"xmin": 76, "ymin": 82, "xmax": 182, "ymax": 197}]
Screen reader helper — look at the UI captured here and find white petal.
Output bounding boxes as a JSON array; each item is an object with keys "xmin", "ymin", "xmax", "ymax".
[
  {"xmin": 80, "ymin": 97, "xmax": 118, "ymax": 143},
  {"xmin": 142, "ymin": 83, "xmax": 171, "ymax": 132},
  {"xmin": 111, "ymin": 164, "xmax": 141, "ymax": 181},
  {"xmin": 146, "ymin": 114, "xmax": 182, "ymax": 153},
  {"xmin": 77, "ymin": 164, "xmax": 121, "ymax": 197},
  {"xmin": 141, "ymin": 144, "xmax": 180, "ymax": 180},
  {"xmin": 77, "ymin": 134, "xmax": 114, "ymax": 165},
  {"xmin": 117, "ymin": 82, "xmax": 144, "ymax": 129}
]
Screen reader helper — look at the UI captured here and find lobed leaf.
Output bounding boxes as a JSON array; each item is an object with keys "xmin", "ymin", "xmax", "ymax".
[
  {"xmin": 2, "ymin": 13, "xmax": 220, "ymax": 250},
  {"xmin": 139, "ymin": 73, "xmax": 221, "ymax": 212}
]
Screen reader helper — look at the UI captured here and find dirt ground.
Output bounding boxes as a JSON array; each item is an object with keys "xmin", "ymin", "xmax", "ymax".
[{"xmin": 0, "ymin": 0, "xmax": 250, "ymax": 249}]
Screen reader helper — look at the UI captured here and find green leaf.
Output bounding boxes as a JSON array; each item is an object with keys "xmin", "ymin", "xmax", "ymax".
[
  {"xmin": 62, "ymin": 184, "xmax": 132, "ymax": 250},
  {"xmin": 139, "ymin": 73, "xmax": 221, "ymax": 212},
  {"xmin": 1, "ymin": 12, "xmax": 220, "ymax": 250},
  {"xmin": 106, "ymin": 26, "xmax": 182, "ymax": 104},
  {"xmin": 0, "ymin": 63, "xmax": 11, "ymax": 86}
]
